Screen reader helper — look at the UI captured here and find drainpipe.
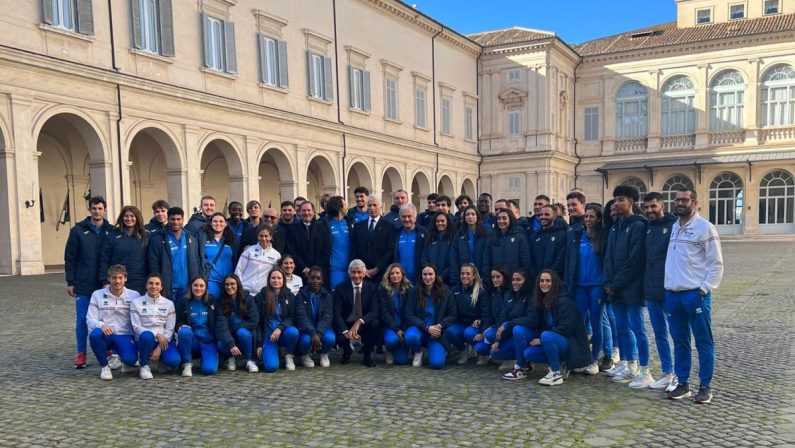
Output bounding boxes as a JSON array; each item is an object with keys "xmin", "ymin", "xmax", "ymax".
[
  {"xmin": 108, "ymin": 0, "xmax": 124, "ymax": 205},
  {"xmin": 476, "ymin": 47, "xmax": 483, "ymax": 195},
  {"xmin": 332, "ymin": 0, "xmax": 347, "ymax": 197},
  {"xmin": 431, "ymin": 27, "xmax": 443, "ymax": 189},
  {"xmin": 572, "ymin": 52, "xmax": 583, "ymax": 187}
]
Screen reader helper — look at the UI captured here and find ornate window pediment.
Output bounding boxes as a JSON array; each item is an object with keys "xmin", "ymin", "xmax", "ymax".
[{"xmin": 498, "ymin": 88, "xmax": 527, "ymax": 109}]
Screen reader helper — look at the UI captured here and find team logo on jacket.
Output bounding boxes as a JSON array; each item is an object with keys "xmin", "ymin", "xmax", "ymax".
[
  {"xmin": 510, "ymin": 238, "xmax": 515, "ymax": 243},
  {"xmin": 551, "ymin": 237, "xmax": 556, "ymax": 242},
  {"xmin": 663, "ymin": 228, "xmax": 668, "ymax": 234}
]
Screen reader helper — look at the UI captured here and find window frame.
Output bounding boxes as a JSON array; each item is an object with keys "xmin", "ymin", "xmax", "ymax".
[
  {"xmin": 710, "ymin": 70, "xmax": 745, "ymax": 131},
  {"xmin": 696, "ymin": 7, "xmax": 713, "ymax": 24},
  {"xmin": 615, "ymin": 82, "xmax": 649, "ymax": 139},
  {"xmin": 138, "ymin": 0, "xmax": 160, "ymax": 54},
  {"xmin": 764, "ymin": 0, "xmax": 780, "ymax": 15},
  {"xmin": 385, "ymin": 75, "xmax": 399, "ymax": 121},
  {"xmin": 729, "ymin": 3, "xmax": 747, "ymax": 20},
  {"xmin": 584, "ymin": 106, "xmax": 599, "ymax": 141},
  {"xmin": 415, "ymin": 88, "xmax": 427, "ymax": 129},
  {"xmin": 761, "ymin": 64, "xmax": 795, "ymax": 128},
  {"xmin": 661, "ymin": 76, "xmax": 697, "ymax": 136},
  {"xmin": 507, "ymin": 109, "xmax": 522, "ymax": 136},
  {"xmin": 205, "ymin": 15, "xmax": 225, "ymax": 72},
  {"xmin": 52, "ymin": 0, "xmax": 77, "ymax": 31},
  {"xmin": 506, "ymin": 69, "xmax": 521, "ymax": 83},
  {"xmin": 464, "ymin": 104, "xmax": 474, "ymax": 141},
  {"xmin": 441, "ymin": 96, "xmax": 452, "ymax": 136}
]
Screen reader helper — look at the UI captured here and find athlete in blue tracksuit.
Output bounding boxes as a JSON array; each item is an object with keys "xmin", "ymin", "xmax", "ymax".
[
  {"xmin": 64, "ymin": 196, "xmax": 114, "ymax": 368},
  {"xmin": 147, "ymin": 207, "xmax": 202, "ymax": 302},
  {"xmin": 491, "ymin": 270, "xmax": 535, "ymax": 375},
  {"xmin": 393, "ymin": 206, "xmax": 426, "ymax": 284},
  {"xmin": 99, "ymin": 205, "xmax": 149, "ymax": 294},
  {"xmin": 215, "ymin": 274, "xmax": 260, "ymax": 372},
  {"xmin": 421, "ymin": 212, "xmax": 456, "ymax": 285},
  {"xmin": 226, "ymin": 201, "xmax": 250, "ymax": 244},
  {"xmin": 449, "ymin": 206, "xmax": 491, "ymax": 285},
  {"xmin": 474, "ymin": 267, "xmax": 508, "ymax": 360},
  {"xmin": 255, "ymin": 269, "xmax": 300, "ymax": 373},
  {"xmin": 405, "ymin": 265, "xmax": 458, "ymax": 369},
  {"xmin": 295, "ymin": 267, "xmax": 336, "ymax": 368},
  {"xmin": 445, "ymin": 264, "xmax": 490, "ymax": 365},
  {"xmin": 379, "ymin": 263, "xmax": 412, "ymax": 366},
  {"xmin": 175, "ymin": 276, "xmax": 219, "ymax": 376},
  {"xmin": 528, "ymin": 206, "xmax": 567, "ymax": 280},
  {"xmin": 484, "ymin": 209, "xmax": 531, "ymax": 277},
  {"xmin": 198, "ymin": 213, "xmax": 239, "ymax": 298},
  {"xmin": 324, "ymin": 197, "xmax": 352, "ymax": 289}
]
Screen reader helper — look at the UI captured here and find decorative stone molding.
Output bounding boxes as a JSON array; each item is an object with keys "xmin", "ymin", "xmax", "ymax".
[{"xmin": 498, "ymin": 88, "xmax": 527, "ymax": 109}]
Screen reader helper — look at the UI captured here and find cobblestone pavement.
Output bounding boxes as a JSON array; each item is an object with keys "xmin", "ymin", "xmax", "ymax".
[{"xmin": 0, "ymin": 242, "xmax": 793, "ymax": 447}]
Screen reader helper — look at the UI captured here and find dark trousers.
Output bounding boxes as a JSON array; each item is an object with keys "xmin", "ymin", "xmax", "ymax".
[{"xmin": 336, "ymin": 319, "xmax": 380, "ymax": 357}]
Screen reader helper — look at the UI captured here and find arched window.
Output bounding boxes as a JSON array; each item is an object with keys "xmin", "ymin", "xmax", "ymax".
[
  {"xmin": 615, "ymin": 82, "xmax": 648, "ymax": 139},
  {"xmin": 662, "ymin": 174, "xmax": 695, "ymax": 211},
  {"xmin": 619, "ymin": 176, "xmax": 648, "ymax": 200},
  {"xmin": 710, "ymin": 70, "xmax": 745, "ymax": 131},
  {"xmin": 759, "ymin": 169, "xmax": 795, "ymax": 225},
  {"xmin": 661, "ymin": 76, "xmax": 696, "ymax": 135},
  {"xmin": 709, "ymin": 172, "xmax": 743, "ymax": 226},
  {"xmin": 761, "ymin": 64, "xmax": 795, "ymax": 127}
]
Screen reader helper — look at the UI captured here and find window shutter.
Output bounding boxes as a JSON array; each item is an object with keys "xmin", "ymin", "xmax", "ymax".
[
  {"xmin": 41, "ymin": 0, "xmax": 54, "ymax": 25},
  {"xmin": 323, "ymin": 56, "xmax": 333, "ymax": 101},
  {"xmin": 348, "ymin": 65, "xmax": 354, "ymax": 107},
  {"xmin": 130, "ymin": 0, "xmax": 142, "ymax": 49},
  {"xmin": 158, "ymin": 0, "xmax": 175, "ymax": 57},
  {"xmin": 223, "ymin": 20, "xmax": 237, "ymax": 74},
  {"xmin": 277, "ymin": 40, "xmax": 289, "ymax": 88},
  {"xmin": 201, "ymin": 12, "xmax": 211, "ymax": 68},
  {"xmin": 363, "ymin": 70, "xmax": 371, "ymax": 112},
  {"xmin": 258, "ymin": 34, "xmax": 267, "ymax": 83},
  {"xmin": 76, "ymin": 0, "xmax": 94, "ymax": 35},
  {"xmin": 306, "ymin": 51, "xmax": 316, "ymax": 97}
]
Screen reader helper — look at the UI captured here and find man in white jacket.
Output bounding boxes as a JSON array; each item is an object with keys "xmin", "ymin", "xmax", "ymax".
[
  {"xmin": 664, "ymin": 188, "xmax": 724, "ymax": 404},
  {"xmin": 87, "ymin": 265, "xmax": 141, "ymax": 380},
  {"xmin": 130, "ymin": 273, "xmax": 179, "ymax": 380}
]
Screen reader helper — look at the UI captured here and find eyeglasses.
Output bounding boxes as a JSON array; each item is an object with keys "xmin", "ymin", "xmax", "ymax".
[{"xmin": 263, "ymin": 216, "xmax": 278, "ymax": 220}]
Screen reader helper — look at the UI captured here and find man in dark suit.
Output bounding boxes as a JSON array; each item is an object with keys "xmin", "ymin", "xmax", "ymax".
[
  {"xmin": 287, "ymin": 201, "xmax": 331, "ymax": 280},
  {"xmin": 351, "ymin": 195, "xmax": 396, "ymax": 284},
  {"xmin": 333, "ymin": 259, "xmax": 380, "ymax": 367}
]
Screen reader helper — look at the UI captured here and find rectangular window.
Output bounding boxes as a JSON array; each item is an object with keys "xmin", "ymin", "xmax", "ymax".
[
  {"xmin": 308, "ymin": 52, "xmax": 334, "ymax": 101},
  {"xmin": 508, "ymin": 110, "xmax": 521, "ymax": 136},
  {"xmin": 348, "ymin": 66, "xmax": 370, "ymax": 111},
  {"xmin": 132, "ymin": 0, "xmax": 173, "ymax": 57},
  {"xmin": 259, "ymin": 35, "xmax": 288, "ymax": 88},
  {"xmin": 138, "ymin": 0, "xmax": 159, "ymax": 53},
  {"xmin": 730, "ymin": 4, "xmax": 746, "ymax": 19},
  {"xmin": 507, "ymin": 177, "xmax": 520, "ymax": 190},
  {"xmin": 44, "ymin": 0, "xmax": 94, "ymax": 35},
  {"xmin": 415, "ymin": 88, "xmax": 426, "ymax": 128},
  {"xmin": 465, "ymin": 105, "xmax": 474, "ymax": 140},
  {"xmin": 202, "ymin": 14, "xmax": 236, "ymax": 74},
  {"xmin": 441, "ymin": 97, "xmax": 452, "ymax": 135},
  {"xmin": 51, "ymin": 0, "xmax": 76, "ymax": 31},
  {"xmin": 765, "ymin": 0, "xmax": 780, "ymax": 14},
  {"xmin": 507, "ymin": 69, "xmax": 521, "ymax": 82},
  {"xmin": 584, "ymin": 107, "xmax": 599, "ymax": 141},
  {"xmin": 696, "ymin": 8, "xmax": 712, "ymax": 24},
  {"xmin": 385, "ymin": 77, "xmax": 399, "ymax": 120}
]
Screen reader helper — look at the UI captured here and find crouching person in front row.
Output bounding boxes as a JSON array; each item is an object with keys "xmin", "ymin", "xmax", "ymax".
[
  {"xmin": 216, "ymin": 274, "xmax": 259, "ymax": 372},
  {"xmin": 296, "ymin": 267, "xmax": 336, "ymax": 368},
  {"xmin": 87, "ymin": 264, "xmax": 141, "ymax": 380},
  {"xmin": 255, "ymin": 269, "xmax": 300, "ymax": 373},
  {"xmin": 175, "ymin": 276, "xmax": 219, "ymax": 376},
  {"xmin": 131, "ymin": 273, "xmax": 181, "ymax": 379},
  {"xmin": 405, "ymin": 264, "xmax": 457, "ymax": 369}
]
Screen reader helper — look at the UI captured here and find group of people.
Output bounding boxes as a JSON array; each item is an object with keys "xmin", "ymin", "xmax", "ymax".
[{"xmin": 66, "ymin": 184, "xmax": 723, "ymax": 403}]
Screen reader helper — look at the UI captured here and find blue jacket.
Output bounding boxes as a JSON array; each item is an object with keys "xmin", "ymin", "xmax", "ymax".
[
  {"xmin": 528, "ymin": 220, "xmax": 567, "ymax": 279},
  {"xmin": 144, "ymin": 217, "xmax": 167, "ymax": 234},
  {"xmin": 484, "ymin": 227, "xmax": 531, "ymax": 277},
  {"xmin": 525, "ymin": 294, "xmax": 592, "ymax": 369},
  {"xmin": 450, "ymin": 284, "xmax": 489, "ymax": 325},
  {"xmin": 185, "ymin": 212, "xmax": 210, "ymax": 234},
  {"xmin": 421, "ymin": 236, "xmax": 455, "ymax": 285},
  {"xmin": 64, "ymin": 217, "xmax": 115, "ymax": 297},
  {"xmin": 449, "ymin": 229, "xmax": 490, "ymax": 284},
  {"xmin": 383, "ymin": 205, "xmax": 402, "ymax": 229},
  {"xmin": 482, "ymin": 288, "xmax": 504, "ymax": 330},
  {"xmin": 146, "ymin": 228, "xmax": 203, "ymax": 299},
  {"xmin": 644, "ymin": 213, "xmax": 677, "ymax": 302},
  {"xmin": 563, "ymin": 223, "xmax": 607, "ymax": 294},
  {"xmin": 393, "ymin": 226, "xmax": 427, "ymax": 283},
  {"xmin": 175, "ymin": 297, "xmax": 218, "ymax": 336},
  {"xmin": 378, "ymin": 286, "xmax": 409, "ymax": 333},
  {"xmin": 498, "ymin": 287, "xmax": 534, "ymax": 334},
  {"xmin": 405, "ymin": 286, "xmax": 458, "ymax": 338},
  {"xmin": 99, "ymin": 229, "xmax": 149, "ymax": 294},
  {"xmin": 295, "ymin": 286, "xmax": 334, "ymax": 337},
  {"xmin": 603, "ymin": 214, "xmax": 648, "ymax": 305},
  {"xmin": 215, "ymin": 295, "xmax": 259, "ymax": 352}
]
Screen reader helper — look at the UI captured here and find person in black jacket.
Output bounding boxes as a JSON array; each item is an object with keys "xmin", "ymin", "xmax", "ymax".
[
  {"xmin": 492, "ymin": 269, "xmax": 536, "ymax": 379},
  {"xmin": 144, "ymin": 199, "xmax": 169, "ymax": 233},
  {"xmin": 475, "ymin": 266, "xmax": 509, "ymax": 364},
  {"xmin": 522, "ymin": 269, "xmax": 592, "ymax": 386},
  {"xmin": 417, "ymin": 193, "xmax": 439, "ymax": 229},
  {"xmin": 484, "ymin": 209, "xmax": 531, "ymax": 278},
  {"xmin": 352, "ymin": 195, "xmax": 396, "ymax": 284},
  {"xmin": 378, "ymin": 263, "xmax": 412, "ymax": 366},
  {"xmin": 404, "ymin": 264, "xmax": 458, "ymax": 369},
  {"xmin": 241, "ymin": 208, "xmax": 286, "ymax": 253},
  {"xmin": 255, "ymin": 269, "xmax": 300, "ymax": 373},
  {"xmin": 175, "ymin": 276, "xmax": 219, "ymax": 376},
  {"xmin": 215, "ymin": 274, "xmax": 259, "ymax": 373},
  {"xmin": 450, "ymin": 206, "xmax": 491, "ymax": 285},
  {"xmin": 603, "ymin": 185, "xmax": 649, "ymax": 384},
  {"xmin": 295, "ymin": 267, "xmax": 336, "ymax": 369},
  {"xmin": 528, "ymin": 205, "xmax": 567, "ymax": 279},
  {"xmin": 147, "ymin": 207, "xmax": 202, "ymax": 302},
  {"xmin": 444, "ymin": 263, "xmax": 489, "ymax": 365},
  {"xmin": 64, "ymin": 196, "xmax": 115, "ymax": 368},
  {"xmin": 333, "ymin": 259, "xmax": 380, "ymax": 367},
  {"xmin": 421, "ymin": 212, "xmax": 456, "ymax": 285},
  {"xmin": 286, "ymin": 201, "xmax": 331, "ymax": 280},
  {"xmin": 642, "ymin": 192, "xmax": 678, "ymax": 391},
  {"xmin": 185, "ymin": 195, "xmax": 215, "ymax": 234},
  {"xmin": 383, "ymin": 189, "xmax": 409, "ymax": 229},
  {"xmin": 99, "ymin": 205, "xmax": 149, "ymax": 294}
]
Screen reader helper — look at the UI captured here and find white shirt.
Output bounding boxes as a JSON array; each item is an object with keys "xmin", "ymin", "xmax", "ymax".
[
  {"xmin": 664, "ymin": 213, "xmax": 724, "ymax": 293},
  {"xmin": 130, "ymin": 294, "xmax": 176, "ymax": 341},
  {"xmin": 86, "ymin": 286, "xmax": 140, "ymax": 335},
  {"xmin": 285, "ymin": 274, "xmax": 303, "ymax": 295},
  {"xmin": 235, "ymin": 244, "xmax": 281, "ymax": 295}
]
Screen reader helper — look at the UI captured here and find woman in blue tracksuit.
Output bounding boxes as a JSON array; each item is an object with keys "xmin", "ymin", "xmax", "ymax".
[
  {"xmin": 175, "ymin": 276, "xmax": 219, "ymax": 376},
  {"xmin": 449, "ymin": 206, "xmax": 491, "ymax": 285},
  {"xmin": 490, "ymin": 269, "xmax": 533, "ymax": 373},
  {"xmin": 295, "ymin": 266, "xmax": 336, "ymax": 369},
  {"xmin": 99, "ymin": 205, "xmax": 149, "ymax": 294},
  {"xmin": 421, "ymin": 212, "xmax": 456, "ymax": 286},
  {"xmin": 474, "ymin": 266, "xmax": 509, "ymax": 364},
  {"xmin": 484, "ymin": 209, "xmax": 531, "ymax": 277},
  {"xmin": 200, "ymin": 213, "xmax": 238, "ymax": 298},
  {"xmin": 405, "ymin": 264, "xmax": 458, "ymax": 369},
  {"xmin": 444, "ymin": 263, "xmax": 489, "ymax": 365},
  {"xmin": 379, "ymin": 263, "xmax": 412, "ymax": 366},
  {"xmin": 215, "ymin": 274, "xmax": 259, "ymax": 372},
  {"xmin": 522, "ymin": 269, "xmax": 592, "ymax": 386},
  {"xmin": 255, "ymin": 269, "xmax": 300, "ymax": 373},
  {"xmin": 563, "ymin": 204, "xmax": 609, "ymax": 373}
]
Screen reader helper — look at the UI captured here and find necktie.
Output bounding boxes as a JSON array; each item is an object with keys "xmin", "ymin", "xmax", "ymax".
[
  {"xmin": 354, "ymin": 285, "xmax": 363, "ymax": 321},
  {"xmin": 368, "ymin": 218, "xmax": 375, "ymax": 234}
]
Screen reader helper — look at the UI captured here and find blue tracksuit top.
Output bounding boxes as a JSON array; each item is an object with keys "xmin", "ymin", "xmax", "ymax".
[
  {"xmin": 398, "ymin": 229, "xmax": 418, "ymax": 282},
  {"xmin": 308, "ymin": 291, "xmax": 320, "ymax": 327},
  {"xmin": 353, "ymin": 209, "xmax": 368, "ymax": 224},
  {"xmin": 576, "ymin": 231, "xmax": 602, "ymax": 287},
  {"xmin": 167, "ymin": 230, "xmax": 189, "ymax": 290},
  {"xmin": 267, "ymin": 301, "xmax": 284, "ymax": 333},
  {"xmin": 228, "ymin": 220, "xmax": 248, "ymax": 243},
  {"xmin": 189, "ymin": 300, "xmax": 214, "ymax": 342},
  {"xmin": 423, "ymin": 299, "xmax": 436, "ymax": 328},
  {"xmin": 328, "ymin": 218, "xmax": 351, "ymax": 272},
  {"xmin": 392, "ymin": 291, "xmax": 404, "ymax": 328},
  {"xmin": 204, "ymin": 239, "xmax": 234, "ymax": 289}
]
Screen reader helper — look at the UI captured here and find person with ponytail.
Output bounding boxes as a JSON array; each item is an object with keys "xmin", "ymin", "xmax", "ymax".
[{"xmin": 445, "ymin": 263, "xmax": 489, "ymax": 365}]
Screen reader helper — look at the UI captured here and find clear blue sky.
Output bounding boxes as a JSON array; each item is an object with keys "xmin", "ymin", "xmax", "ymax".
[{"xmin": 408, "ymin": 1, "xmax": 678, "ymax": 44}]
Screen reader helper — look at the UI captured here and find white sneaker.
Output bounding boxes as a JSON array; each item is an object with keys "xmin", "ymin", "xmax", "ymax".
[
  {"xmin": 107, "ymin": 354, "xmax": 122, "ymax": 370},
  {"xmin": 385, "ymin": 351, "xmax": 394, "ymax": 365},
  {"xmin": 457, "ymin": 350, "xmax": 469, "ymax": 365},
  {"xmin": 301, "ymin": 355, "xmax": 315, "ymax": 368},
  {"xmin": 649, "ymin": 372, "xmax": 675, "ymax": 390},
  {"xmin": 476, "ymin": 355, "xmax": 490, "ymax": 366},
  {"xmin": 603, "ymin": 360, "xmax": 627, "ymax": 377},
  {"xmin": 611, "ymin": 347, "xmax": 620, "ymax": 364},
  {"xmin": 575, "ymin": 362, "xmax": 599, "ymax": 375},
  {"xmin": 319, "ymin": 354, "xmax": 330, "ymax": 368},
  {"xmin": 412, "ymin": 351, "xmax": 423, "ymax": 368},
  {"xmin": 226, "ymin": 358, "xmax": 236, "ymax": 371},
  {"xmin": 498, "ymin": 360, "xmax": 515, "ymax": 371},
  {"xmin": 246, "ymin": 360, "xmax": 259, "ymax": 373},
  {"xmin": 665, "ymin": 376, "xmax": 680, "ymax": 392},
  {"xmin": 629, "ymin": 367, "xmax": 653, "ymax": 389},
  {"xmin": 539, "ymin": 369, "xmax": 564, "ymax": 386},
  {"xmin": 611, "ymin": 361, "xmax": 638, "ymax": 383},
  {"xmin": 100, "ymin": 365, "xmax": 113, "ymax": 381},
  {"xmin": 285, "ymin": 354, "xmax": 296, "ymax": 371},
  {"xmin": 181, "ymin": 363, "xmax": 193, "ymax": 377},
  {"xmin": 139, "ymin": 365, "xmax": 153, "ymax": 380}
]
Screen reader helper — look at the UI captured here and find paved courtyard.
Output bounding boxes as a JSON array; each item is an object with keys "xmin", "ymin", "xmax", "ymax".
[{"xmin": 0, "ymin": 241, "xmax": 793, "ymax": 447}]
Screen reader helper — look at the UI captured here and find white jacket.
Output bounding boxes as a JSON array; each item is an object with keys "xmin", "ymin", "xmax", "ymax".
[
  {"xmin": 86, "ymin": 287, "xmax": 141, "ymax": 335},
  {"xmin": 130, "ymin": 294, "xmax": 176, "ymax": 341},
  {"xmin": 664, "ymin": 213, "xmax": 724, "ymax": 293},
  {"xmin": 235, "ymin": 244, "xmax": 281, "ymax": 295}
]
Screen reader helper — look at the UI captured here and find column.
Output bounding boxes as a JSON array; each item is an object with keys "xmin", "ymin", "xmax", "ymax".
[{"xmin": 183, "ymin": 125, "xmax": 202, "ymax": 211}]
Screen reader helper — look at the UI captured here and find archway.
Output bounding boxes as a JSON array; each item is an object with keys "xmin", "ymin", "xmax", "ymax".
[
  {"xmin": 200, "ymin": 138, "xmax": 245, "ymax": 213},
  {"xmin": 306, "ymin": 155, "xmax": 337, "ymax": 206},
  {"xmin": 258, "ymin": 147, "xmax": 295, "ymax": 209},
  {"xmin": 709, "ymin": 172, "xmax": 744, "ymax": 235},
  {"xmin": 381, "ymin": 166, "xmax": 403, "ymax": 207},
  {"xmin": 437, "ymin": 174, "xmax": 454, "ymax": 198},
  {"xmin": 411, "ymin": 170, "xmax": 431, "ymax": 208},
  {"xmin": 36, "ymin": 113, "xmax": 108, "ymax": 267},
  {"xmin": 128, "ymin": 127, "xmax": 183, "ymax": 210},
  {"xmin": 347, "ymin": 161, "xmax": 372, "ymax": 205},
  {"xmin": 661, "ymin": 174, "xmax": 694, "ymax": 212},
  {"xmin": 461, "ymin": 178, "xmax": 476, "ymax": 197}
]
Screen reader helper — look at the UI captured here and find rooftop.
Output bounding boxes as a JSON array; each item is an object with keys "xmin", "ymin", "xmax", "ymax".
[{"xmin": 466, "ymin": 26, "xmax": 555, "ymax": 46}]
